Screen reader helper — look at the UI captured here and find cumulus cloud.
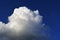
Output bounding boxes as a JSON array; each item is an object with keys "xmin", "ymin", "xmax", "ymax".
[{"xmin": 0, "ymin": 6, "xmax": 50, "ymax": 40}]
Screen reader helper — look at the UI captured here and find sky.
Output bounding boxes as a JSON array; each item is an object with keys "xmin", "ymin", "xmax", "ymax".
[{"xmin": 0, "ymin": 0, "xmax": 60, "ymax": 40}]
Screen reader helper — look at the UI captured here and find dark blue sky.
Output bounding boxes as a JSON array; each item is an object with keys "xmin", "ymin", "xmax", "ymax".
[{"xmin": 0, "ymin": 0, "xmax": 60, "ymax": 40}]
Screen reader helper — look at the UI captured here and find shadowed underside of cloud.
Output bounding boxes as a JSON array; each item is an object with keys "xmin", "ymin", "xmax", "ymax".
[{"xmin": 0, "ymin": 6, "xmax": 50, "ymax": 40}]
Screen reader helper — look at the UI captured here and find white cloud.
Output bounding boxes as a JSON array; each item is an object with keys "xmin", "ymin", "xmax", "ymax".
[{"xmin": 0, "ymin": 6, "xmax": 50, "ymax": 40}]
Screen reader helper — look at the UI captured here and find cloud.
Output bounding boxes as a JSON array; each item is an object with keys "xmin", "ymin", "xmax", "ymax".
[{"xmin": 0, "ymin": 6, "xmax": 50, "ymax": 40}]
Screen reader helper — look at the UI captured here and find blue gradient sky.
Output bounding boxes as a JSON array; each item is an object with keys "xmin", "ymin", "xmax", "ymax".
[{"xmin": 0, "ymin": 0, "xmax": 60, "ymax": 40}]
